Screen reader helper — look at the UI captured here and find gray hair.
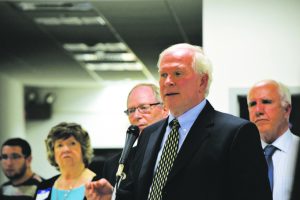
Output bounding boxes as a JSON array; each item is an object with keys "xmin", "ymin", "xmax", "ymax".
[
  {"xmin": 157, "ymin": 43, "xmax": 213, "ymax": 97},
  {"xmin": 127, "ymin": 83, "xmax": 162, "ymax": 104},
  {"xmin": 276, "ymin": 81, "xmax": 291, "ymax": 107},
  {"xmin": 247, "ymin": 79, "xmax": 291, "ymax": 107}
]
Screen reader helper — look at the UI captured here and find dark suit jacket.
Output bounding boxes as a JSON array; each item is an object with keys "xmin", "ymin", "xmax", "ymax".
[
  {"xmin": 290, "ymin": 143, "xmax": 300, "ymax": 200},
  {"xmin": 102, "ymin": 147, "xmax": 137, "ymax": 186},
  {"xmin": 117, "ymin": 101, "xmax": 272, "ymax": 200}
]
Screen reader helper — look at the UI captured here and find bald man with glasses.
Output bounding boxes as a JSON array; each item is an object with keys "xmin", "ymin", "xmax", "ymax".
[
  {"xmin": 102, "ymin": 83, "xmax": 169, "ymax": 186},
  {"xmin": 0, "ymin": 138, "xmax": 43, "ymax": 200}
]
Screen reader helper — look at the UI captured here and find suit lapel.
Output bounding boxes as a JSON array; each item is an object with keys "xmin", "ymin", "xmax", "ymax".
[
  {"xmin": 137, "ymin": 102, "xmax": 215, "ymax": 190},
  {"xmin": 138, "ymin": 119, "xmax": 168, "ymax": 182},
  {"xmin": 167, "ymin": 102, "xmax": 215, "ymax": 182}
]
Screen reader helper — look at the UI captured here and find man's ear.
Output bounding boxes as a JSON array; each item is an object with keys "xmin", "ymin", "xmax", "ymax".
[
  {"xmin": 26, "ymin": 155, "xmax": 32, "ymax": 165},
  {"xmin": 199, "ymin": 74, "xmax": 208, "ymax": 89},
  {"xmin": 284, "ymin": 104, "xmax": 292, "ymax": 116}
]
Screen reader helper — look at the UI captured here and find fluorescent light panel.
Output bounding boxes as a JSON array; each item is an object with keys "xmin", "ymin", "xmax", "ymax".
[
  {"xmin": 63, "ymin": 43, "xmax": 128, "ymax": 52},
  {"xmin": 64, "ymin": 42, "xmax": 141, "ymax": 71},
  {"xmin": 74, "ymin": 52, "xmax": 136, "ymax": 62},
  {"xmin": 17, "ymin": 2, "xmax": 93, "ymax": 11},
  {"xmin": 86, "ymin": 63, "xmax": 143, "ymax": 71},
  {"xmin": 34, "ymin": 16, "xmax": 106, "ymax": 26}
]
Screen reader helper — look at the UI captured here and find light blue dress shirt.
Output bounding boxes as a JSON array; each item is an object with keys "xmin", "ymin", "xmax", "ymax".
[{"xmin": 154, "ymin": 99, "xmax": 207, "ymax": 171}]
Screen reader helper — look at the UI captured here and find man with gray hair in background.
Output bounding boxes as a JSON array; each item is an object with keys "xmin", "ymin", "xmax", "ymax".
[
  {"xmin": 102, "ymin": 83, "xmax": 169, "ymax": 186},
  {"xmin": 247, "ymin": 79, "xmax": 300, "ymax": 200}
]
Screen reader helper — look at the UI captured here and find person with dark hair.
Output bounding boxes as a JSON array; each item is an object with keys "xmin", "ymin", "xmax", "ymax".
[
  {"xmin": 0, "ymin": 138, "xmax": 43, "ymax": 200},
  {"xmin": 102, "ymin": 83, "xmax": 168, "ymax": 186},
  {"xmin": 85, "ymin": 43, "xmax": 272, "ymax": 200},
  {"xmin": 34, "ymin": 122, "xmax": 100, "ymax": 200},
  {"xmin": 247, "ymin": 80, "xmax": 300, "ymax": 200}
]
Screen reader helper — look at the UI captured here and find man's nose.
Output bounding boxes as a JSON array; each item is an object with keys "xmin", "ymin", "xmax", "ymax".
[
  {"xmin": 165, "ymin": 75, "xmax": 175, "ymax": 86},
  {"xmin": 255, "ymin": 103, "xmax": 264, "ymax": 117},
  {"xmin": 133, "ymin": 109, "xmax": 142, "ymax": 118},
  {"xmin": 4, "ymin": 158, "xmax": 14, "ymax": 165}
]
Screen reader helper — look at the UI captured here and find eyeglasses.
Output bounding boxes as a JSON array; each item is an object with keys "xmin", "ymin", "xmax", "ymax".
[
  {"xmin": 124, "ymin": 102, "xmax": 162, "ymax": 116},
  {"xmin": 0, "ymin": 153, "xmax": 24, "ymax": 161}
]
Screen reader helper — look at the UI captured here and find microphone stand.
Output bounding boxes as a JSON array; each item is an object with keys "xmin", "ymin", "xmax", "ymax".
[
  {"xmin": 112, "ymin": 125, "xmax": 139, "ymax": 200},
  {"xmin": 116, "ymin": 163, "xmax": 127, "ymax": 186},
  {"xmin": 112, "ymin": 164, "xmax": 127, "ymax": 200}
]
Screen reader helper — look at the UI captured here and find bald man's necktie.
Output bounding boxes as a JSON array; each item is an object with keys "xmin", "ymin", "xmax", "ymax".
[
  {"xmin": 148, "ymin": 119, "xmax": 180, "ymax": 200},
  {"xmin": 264, "ymin": 145, "xmax": 277, "ymax": 191}
]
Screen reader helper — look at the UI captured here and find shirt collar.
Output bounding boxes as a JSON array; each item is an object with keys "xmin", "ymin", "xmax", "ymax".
[
  {"xmin": 261, "ymin": 129, "xmax": 293, "ymax": 153},
  {"xmin": 168, "ymin": 99, "xmax": 207, "ymax": 132}
]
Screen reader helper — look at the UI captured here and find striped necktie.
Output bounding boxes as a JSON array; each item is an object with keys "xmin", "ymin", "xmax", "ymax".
[{"xmin": 148, "ymin": 119, "xmax": 180, "ymax": 200}]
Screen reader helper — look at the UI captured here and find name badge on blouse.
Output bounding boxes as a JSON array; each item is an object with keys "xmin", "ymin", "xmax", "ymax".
[{"xmin": 36, "ymin": 188, "xmax": 51, "ymax": 200}]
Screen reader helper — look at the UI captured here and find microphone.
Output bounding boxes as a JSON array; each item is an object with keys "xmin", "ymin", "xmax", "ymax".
[{"xmin": 116, "ymin": 125, "xmax": 139, "ymax": 182}]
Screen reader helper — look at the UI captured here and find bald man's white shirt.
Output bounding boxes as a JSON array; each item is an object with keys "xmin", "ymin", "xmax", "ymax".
[{"xmin": 262, "ymin": 129, "xmax": 300, "ymax": 200}]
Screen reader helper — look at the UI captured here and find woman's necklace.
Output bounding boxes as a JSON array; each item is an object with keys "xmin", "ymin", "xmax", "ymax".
[
  {"xmin": 56, "ymin": 180, "xmax": 78, "ymax": 200},
  {"xmin": 62, "ymin": 185, "xmax": 73, "ymax": 200},
  {"xmin": 56, "ymin": 169, "xmax": 86, "ymax": 200}
]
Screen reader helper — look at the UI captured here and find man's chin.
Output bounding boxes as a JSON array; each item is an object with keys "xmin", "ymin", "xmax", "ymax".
[
  {"xmin": 256, "ymin": 124, "xmax": 270, "ymax": 133},
  {"xmin": 5, "ymin": 173, "xmax": 17, "ymax": 179},
  {"xmin": 5, "ymin": 172, "xmax": 24, "ymax": 180},
  {"xmin": 138, "ymin": 124, "xmax": 147, "ymax": 131}
]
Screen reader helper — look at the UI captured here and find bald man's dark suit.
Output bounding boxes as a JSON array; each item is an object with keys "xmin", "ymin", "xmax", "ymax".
[{"xmin": 116, "ymin": 101, "xmax": 272, "ymax": 200}]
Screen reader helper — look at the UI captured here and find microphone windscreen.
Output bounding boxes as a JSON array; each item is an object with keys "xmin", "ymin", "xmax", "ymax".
[
  {"xmin": 118, "ymin": 125, "xmax": 139, "ymax": 165},
  {"xmin": 126, "ymin": 125, "xmax": 139, "ymax": 137}
]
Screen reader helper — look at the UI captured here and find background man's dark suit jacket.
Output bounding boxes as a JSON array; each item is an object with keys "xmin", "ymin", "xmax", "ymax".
[
  {"xmin": 117, "ymin": 101, "xmax": 272, "ymax": 200},
  {"xmin": 102, "ymin": 147, "xmax": 137, "ymax": 186}
]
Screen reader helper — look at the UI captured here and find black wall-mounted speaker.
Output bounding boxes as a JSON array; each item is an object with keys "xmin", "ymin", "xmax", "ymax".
[
  {"xmin": 25, "ymin": 90, "xmax": 55, "ymax": 120},
  {"xmin": 25, "ymin": 103, "xmax": 52, "ymax": 120}
]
